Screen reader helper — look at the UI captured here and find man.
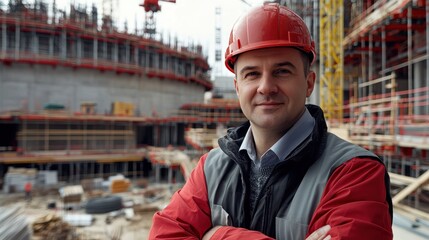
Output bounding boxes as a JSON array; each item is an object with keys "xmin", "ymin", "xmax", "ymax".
[
  {"xmin": 149, "ymin": 3, "xmax": 392, "ymax": 239},
  {"xmin": 24, "ymin": 181, "xmax": 32, "ymax": 201}
]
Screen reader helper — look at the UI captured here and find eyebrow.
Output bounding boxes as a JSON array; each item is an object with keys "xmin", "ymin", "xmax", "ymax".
[
  {"xmin": 238, "ymin": 61, "xmax": 297, "ymax": 76},
  {"xmin": 275, "ymin": 61, "xmax": 297, "ymax": 70},
  {"xmin": 239, "ymin": 66, "xmax": 258, "ymax": 76}
]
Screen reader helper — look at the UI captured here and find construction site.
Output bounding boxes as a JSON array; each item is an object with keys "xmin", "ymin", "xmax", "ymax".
[{"xmin": 0, "ymin": 0, "xmax": 429, "ymax": 239}]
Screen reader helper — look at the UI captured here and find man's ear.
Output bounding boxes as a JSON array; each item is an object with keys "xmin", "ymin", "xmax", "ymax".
[
  {"xmin": 234, "ymin": 78, "xmax": 239, "ymax": 96},
  {"xmin": 306, "ymin": 71, "xmax": 316, "ymax": 97}
]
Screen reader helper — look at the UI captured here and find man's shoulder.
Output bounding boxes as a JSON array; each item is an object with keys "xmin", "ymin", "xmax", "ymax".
[
  {"xmin": 204, "ymin": 147, "xmax": 238, "ymax": 171},
  {"xmin": 318, "ymin": 133, "xmax": 380, "ymax": 170},
  {"xmin": 206, "ymin": 147, "xmax": 229, "ymax": 163},
  {"xmin": 326, "ymin": 132, "xmax": 376, "ymax": 157}
]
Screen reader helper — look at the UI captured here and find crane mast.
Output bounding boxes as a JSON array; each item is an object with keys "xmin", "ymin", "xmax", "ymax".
[{"xmin": 319, "ymin": 0, "xmax": 344, "ymax": 125}]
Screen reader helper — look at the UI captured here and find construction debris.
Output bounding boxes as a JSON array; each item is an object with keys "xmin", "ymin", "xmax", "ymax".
[{"xmin": 32, "ymin": 213, "xmax": 75, "ymax": 239}]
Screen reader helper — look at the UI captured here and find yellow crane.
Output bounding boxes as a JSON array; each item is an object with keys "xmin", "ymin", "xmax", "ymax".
[{"xmin": 319, "ymin": 0, "xmax": 344, "ymax": 125}]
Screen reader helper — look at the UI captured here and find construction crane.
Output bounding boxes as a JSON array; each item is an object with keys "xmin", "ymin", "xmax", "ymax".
[
  {"xmin": 319, "ymin": 0, "xmax": 344, "ymax": 125},
  {"xmin": 140, "ymin": 0, "xmax": 176, "ymax": 38}
]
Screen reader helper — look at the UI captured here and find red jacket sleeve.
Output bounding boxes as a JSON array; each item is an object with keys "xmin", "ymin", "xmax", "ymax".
[
  {"xmin": 211, "ymin": 226, "xmax": 273, "ymax": 239},
  {"xmin": 307, "ymin": 158, "xmax": 393, "ymax": 239},
  {"xmin": 149, "ymin": 153, "xmax": 274, "ymax": 239},
  {"xmin": 149, "ymin": 153, "xmax": 212, "ymax": 239}
]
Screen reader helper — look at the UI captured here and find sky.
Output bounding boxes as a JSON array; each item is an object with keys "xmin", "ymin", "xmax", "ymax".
[{"xmin": 49, "ymin": 0, "xmax": 266, "ymax": 76}]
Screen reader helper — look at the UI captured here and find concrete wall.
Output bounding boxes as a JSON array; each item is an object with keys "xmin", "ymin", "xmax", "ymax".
[
  {"xmin": 213, "ymin": 75, "xmax": 236, "ymax": 100},
  {"xmin": 0, "ymin": 63, "xmax": 206, "ymax": 117}
]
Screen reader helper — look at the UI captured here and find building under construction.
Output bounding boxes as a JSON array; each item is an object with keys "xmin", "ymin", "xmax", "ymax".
[
  {"xmin": 0, "ymin": 0, "xmax": 246, "ymax": 183},
  {"xmin": 1, "ymin": 0, "xmax": 429, "ymax": 238},
  {"xmin": 285, "ymin": 0, "xmax": 429, "ymax": 224},
  {"xmin": 341, "ymin": 0, "xmax": 429, "ymax": 223}
]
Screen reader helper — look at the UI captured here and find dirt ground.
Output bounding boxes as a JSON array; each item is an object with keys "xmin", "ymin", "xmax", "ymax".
[
  {"xmin": 0, "ymin": 183, "xmax": 177, "ymax": 240},
  {"xmin": 3, "ymin": 186, "xmax": 429, "ymax": 240}
]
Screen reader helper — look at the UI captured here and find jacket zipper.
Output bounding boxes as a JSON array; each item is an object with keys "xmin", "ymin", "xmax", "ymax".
[
  {"xmin": 262, "ymin": 187, "xmax": 272, "ymax": 230},
  {"xmin": 239, "ymin": 163, "xmax": 249, "ymax": 226}
]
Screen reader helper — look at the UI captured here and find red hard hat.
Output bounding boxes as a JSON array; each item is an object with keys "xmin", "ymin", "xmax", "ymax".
[{"xmin": 224, "ymin": 3, "xmax": 316, "ymax": 73}]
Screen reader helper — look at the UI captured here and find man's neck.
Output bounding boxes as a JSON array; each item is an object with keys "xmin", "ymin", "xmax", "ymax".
[
  {"xmin": 252, "ymin": 128, "xmax": 283, "ymax": 159},
  {"xmin": 251, "ymin": 108, "xmax": 307, "ymax": 159}
]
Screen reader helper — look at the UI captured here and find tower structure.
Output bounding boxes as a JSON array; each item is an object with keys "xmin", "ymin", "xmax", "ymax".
[
  {"xmin": 140, "ymin": 0, "xmax": 176, "ymax": 38},
  {"xmin": 319, "ymin": 0, "xmax": 344, "ymax": 124},
  {"xmin": 214, "ymin": 6, "xmax": 222, "ymax": 78}
]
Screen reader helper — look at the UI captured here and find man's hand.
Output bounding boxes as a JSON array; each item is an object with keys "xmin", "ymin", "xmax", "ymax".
[
  {"xmin": 202, "ymin": 226, "xmax": 222, "ymax": 240},
  {"xmin": 202, "ymin": 225, "xmax": 331, "ymax": 240},
  {"xmin": 306, "ymin": 225, "xmax": 331, "ymax": 240}
]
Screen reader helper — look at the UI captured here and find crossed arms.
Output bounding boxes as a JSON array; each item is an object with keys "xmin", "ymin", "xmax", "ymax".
[{"xmin": 149, "ymin": 154, "xmax": 392, "ymax": 239}]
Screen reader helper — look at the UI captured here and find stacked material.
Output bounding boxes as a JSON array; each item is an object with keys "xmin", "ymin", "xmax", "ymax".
[
  {"xmin": 185, "ymin": 128, "xmax": 219, "ymax": 150},
  {"xmin": 80, "ymin": 178, "xmax": 104, "ymax": 192},
  {"xmin": 109, "ymin": 175, "xmax": 130, "ymax": 193},
  {"xmin": 81, "ymin": 178, "xmax": 104, "ymax": 198},
  {"xmin": 0, "ymin": 205, "xmax": 31, "ymax": 240},
  {"xmin": 32, "ymin": 214, "xmax": 74, "ymax": 239},
  {"xmin": 59, "ymin": 185, "xmax": 84, "ymax": 209},
  {"xmin": 3, "ymin": 167, "xmax": 37, "ymax": 193}
]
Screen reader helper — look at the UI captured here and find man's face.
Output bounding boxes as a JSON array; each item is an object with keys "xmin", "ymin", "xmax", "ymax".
[{"xmin": 234, "ymin": 47, "xmax": 316, "ymax": 134}]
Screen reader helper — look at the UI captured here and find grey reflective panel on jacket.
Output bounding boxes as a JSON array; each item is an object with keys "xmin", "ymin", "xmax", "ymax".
[{"xmin": 276, "ymin": 133, "xmax": 377, "ymax": 239}]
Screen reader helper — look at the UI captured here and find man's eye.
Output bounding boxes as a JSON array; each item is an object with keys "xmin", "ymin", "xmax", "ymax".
[
  {"xmin": 244, "ymin": 72, "xmax": 259, "ymax": 79},
  {"xmin": 275, "ymin": 69, "xmax": 291, "ymax": 75}
]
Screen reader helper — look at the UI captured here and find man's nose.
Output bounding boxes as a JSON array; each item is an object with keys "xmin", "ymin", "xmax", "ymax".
[{"xmin": 257, "ymin": 74, "xmax": 278, "ymax": 95}]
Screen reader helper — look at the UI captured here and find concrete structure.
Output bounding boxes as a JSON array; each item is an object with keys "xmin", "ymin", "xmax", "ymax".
[
  {"xmin": 0, "ymin": 63, "xmax": 206, "ymax": 117},
  {"xmin": 0, "ymin": 1, "xmax": 212, "ymax": 117},
  {"xmin": 0, "ymin": 1, "xmax": 244, "ymax": 185},
  {"xmin": 212, "ymin": 76, "xmax": 235, "ymax": 100}
]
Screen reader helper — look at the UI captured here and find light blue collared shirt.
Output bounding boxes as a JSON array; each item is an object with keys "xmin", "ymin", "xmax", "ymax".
[{"xmin": 239, "ymin": 108, "xmax": 315, "ymax": 169}]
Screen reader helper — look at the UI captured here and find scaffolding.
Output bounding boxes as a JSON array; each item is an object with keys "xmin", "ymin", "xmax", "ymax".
[
  {"xmin": 342, "ymin": 0, "xmax": 429, "ymax": 220},
  {"xmin": 0, "ymin": 99, "xmax": 247, "ymax": 182},
  {"xmin": 276, "ymin": 0, "xmax": 429, "ymax": 220},
  {"xmin": 343, "ymin": 0, "xmax": 429, "ymax": 153}
]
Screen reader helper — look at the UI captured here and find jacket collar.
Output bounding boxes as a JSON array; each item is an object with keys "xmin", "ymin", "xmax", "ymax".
[{"xmin": 218, "ymin": 104, "xmax": 328, "ymax": 166}]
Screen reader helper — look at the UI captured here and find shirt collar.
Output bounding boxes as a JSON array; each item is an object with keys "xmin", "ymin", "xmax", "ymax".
[
  {"xmin": 239, "ymin": 108, "xmax": 315, "ymax": 165},
  {"xmin": 239, "ymin": 127, "xmax": 257, "ymax": 161},
  {"xmin": 272, "ymin": 108, "xmax": 315, "ymax": 161}
]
